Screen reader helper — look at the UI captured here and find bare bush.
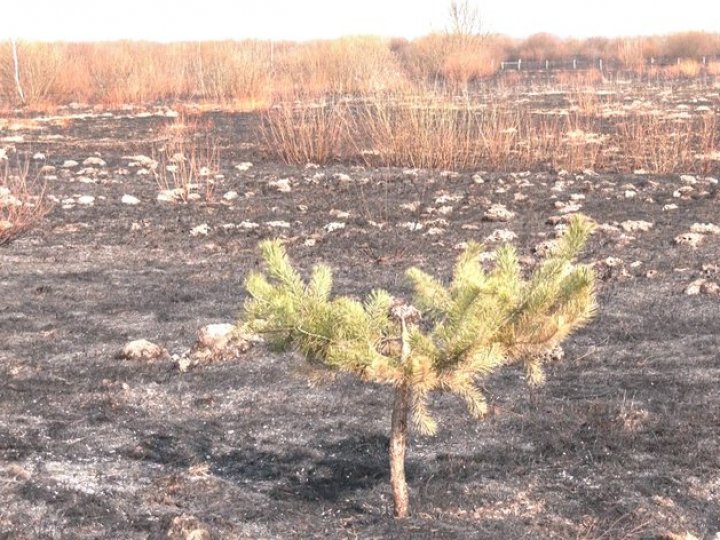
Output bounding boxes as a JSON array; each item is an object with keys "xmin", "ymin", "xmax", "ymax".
[{"xmin": 0, "ymin": 162, "xmax": 52, "ymax": 246}]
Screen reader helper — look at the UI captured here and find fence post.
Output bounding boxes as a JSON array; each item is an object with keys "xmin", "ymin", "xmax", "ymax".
[
  {"xmin": 573, "ymin": 58, "xmax": 577, "ymax": 70},
  {"xmin": 599, "ymin": 58, "xmax": 603, "ymax": 72},
  {"xmin": 518, "ymin": 58, "xmax": 522, "ymax": 71}
]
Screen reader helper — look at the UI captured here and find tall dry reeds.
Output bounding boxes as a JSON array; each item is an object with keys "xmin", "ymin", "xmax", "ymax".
[{"xmin": 261, "ymin": 89, "xmax": 718, "ymax": 175}]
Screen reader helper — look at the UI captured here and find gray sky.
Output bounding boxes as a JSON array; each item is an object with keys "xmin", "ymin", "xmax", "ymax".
[{"xmin": 1, "ymin": 0, "xmax": 718, "ymax": 41}]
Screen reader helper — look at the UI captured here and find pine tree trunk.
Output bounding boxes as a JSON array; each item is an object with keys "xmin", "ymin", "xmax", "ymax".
[{"xmin": 389, "ymin": 383, "xmax": 410, "ymax": 518}]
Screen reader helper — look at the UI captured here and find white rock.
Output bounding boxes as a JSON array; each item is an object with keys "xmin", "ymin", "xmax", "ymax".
[
  {"xmin": 195, "ymin": 323, "xmax": 236, "ymax": 350},
  {"xmin": 483, "ymin": 204, "xmax": 515, "ymax": 222},
  {"xmin": 398, "ymin": 222, "xmax": 423, "ymax": 231},
  {"xmin": 190, "ymin": 223, "xmax": 209, "ymax": 236},
  {"xmin": 62, "ymin": 160, "xmax": 79, "ymax": 168},
  {"xmin": 32, "ymin": 152, "xmax": 46, "ymax": 161},
  {"xmin": 234, "ymin": 162, "xmax": 253, "ymax": 172},
  {"xmin": 663, "ymin": 204, "xmax": 678, "ymax": 211},
  {"xmin": 333, "ymin": 173, "xmax": 352, "ymax": 183},
  {"xmin": 485, "ymin": 229, "xmax": 517, "ymax": 243},
  {"xmin": 558, "ymin": 203, "xmax": 583, "ymax": 214},
  {"xmin": 124, "ymin": 155, "xmax": 157, "ymax": 168},
  {"xmin": 222, "ymin": 191, "xmax": 239, "ymax": 201},
  {"xmin": 122, "ymin": 339, "xmax": 166, "ymax": 360},
  {"xmin": 238, "ymin": 221, "xmax": 259, "ymax": 229},
  {"xmin": 620, "ymin": 220, "xmax": 654, "ymax": 233},
  {"xmin": 674, "ymin": 232, "xmax": 704, "ymax": 248},
  {"xmin": 324, "ymin": 222, "xmax": 346, "ymax": 233},
  {"xmin": 329, "ymin": 209, "xmax": 350, "ymax": 219},
  {"xmin": 77, "ymin": 195, "xmax": 95, "ymax": 206},
  {"xmin": 690, "ymin": 223, "xmax": 720, "ymax": 235},
  {"xmin": 624, "ymin": 190, "xmax": 637, "ymax": 199},
  {"xmin": 685, "ymin": 279, "xmax": 707, "ymax": 295},
  {"xmin": 266, "ymin": 220, "xmax": 291, "ymax": 228},
  {"xmin": 425, "ymin": 227, "xmax": 445, "ymax": 236},
  {"xmin": 121, "ymin": 194, "xmax": 140, "ymax": 205},
  {"xmin": 189, "ymin": 323, "xmax": 251, "ymax": 363},
  {"xmin": 472, "ymin": 174, "xmax": 484, "ymax": 184},
  {"xmin": 269, "ymin": 178, "xmax": 292, "ymax": 192},
  {"xmin": 83, "ymin": 157, "xmax": 106, "ymax": 167},
  {"xmin": 680, "ymin": 174, "xmax": 697, "ymax": 184},
  {"xmin": 435, "ymin": 194, "xmax": 462, "ymax": 204}
]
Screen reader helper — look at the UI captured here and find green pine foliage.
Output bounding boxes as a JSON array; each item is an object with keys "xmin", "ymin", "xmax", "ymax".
[{"xmin": 241, "ymin": 214, "xmax": 596, "ymax": 435}]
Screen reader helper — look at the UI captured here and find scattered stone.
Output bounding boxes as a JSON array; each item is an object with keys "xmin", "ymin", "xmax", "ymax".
[
  {"xmin": 122, "ymin": 339, "xmax": 167, "ymax": 361},
  {"xmin": 620, "ymin": 220, "xmax": 654, "ymax": 233},
  {"xmin": 333, "ymin": 173, "xmax": 352, "ymax": 183},
  {"xmin": 180, "ymin": 324, "xmax": 253, "ymax": 368},
  {"xmin": 624, "ymin": 190, "xmax": 637, "ymax": 199},
  {"xmin": 238, "ymin": 221, "xmax": 259, "ymax": 229},
  {"xmin": 121, "ymin": 194, "xmax": 140, "ymax": 205},
  {"xmin": 269, "ymin": 178, "xmax": 292, "ymax": 192},
  {"xmin": 461, "ymin": 224, "xmax": 480, "ymax": 231},
  {"xmin": 472, "ymin": 174, "xmax": 484, "ymax": 184},
  {"xmin": 62, "ymin": 160, "xmax": 79, "ymax": 168},
  {"xmin": 663, "ymin": 204, "xmax": 678, "ymax": 211},
  {"xmin": 222, "ymin": 191, "xmax": 239, "ymax": 201},
  {"xmin": 329, "ymin": 209, "xmax": 350, "ymax": 219},
  {"xmin": 674, "ymin": 232, "xmax": 704, "ymax": 248},
  {"xmin": 83, "ymin": 156, "xmax": 106, "ymax": 167},
  {"xmin": 324, "ymin": 222, "xmax": 345, "ymax": 233},
  {"xmin": 435, "ymin": 193, "xmax": 462, "ymax": 205},
  {"xmin": 190, "ymin": 224, "xmax": 209, "ymax": 236},
  {"xmin": 680, "ymin": 174, "xmax": 697, "ymax": 184},
  {"xmin": 690, "ymin": 223, "xmax": 720, "ymax": 235},
  {"xmin": 485, "ymin": 229, "xmax": 517, "ymax": 243},
  {"xmin": 685, "ymin": 279, "xmax": 720, "ymax": 296},
  {"xmin": 483, "ymin": 204, "xmax": 515, "ymax": 222},
  {"xmin": 266, "ymin": 220, "xmax": 291, "ymax": 229},
  {"xmin": 32, "ymin": 152, "xmax": 46, "ymax": 161},
  {"xmin": 157, "ymin": 188, "xmax": 185, "ymax": 202},
  {"xmin": 124, "ymin": 154, "xmax": 156, "ymax": 168},
  {"xmin": 437, "ymin": 205, "xmax": 454, "ymax": 215},
  {"xmin": 77, "ymin": 195, "xmax": 95, "ymax": 206},
  {"xmin": 425, "ymin": 227, "xmax": 445, "ymax": 236},
  {"xmin": 398, "ymin": 222, "xmax": 423, "ymax": 231},
  {"xmin": 234, "ymin": 162, "xmax": 253, "ymax": 172}
]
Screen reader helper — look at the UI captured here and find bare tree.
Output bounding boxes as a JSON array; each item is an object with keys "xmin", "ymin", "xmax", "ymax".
[{"xmin": 447, "ymin": 0, "xmax": 484, "ymax": 45}]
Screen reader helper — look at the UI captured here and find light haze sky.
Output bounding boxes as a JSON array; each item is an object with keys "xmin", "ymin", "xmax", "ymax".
[{"xmin": 1, "ymin": 0, "xmax": 718, "ymax": 42}]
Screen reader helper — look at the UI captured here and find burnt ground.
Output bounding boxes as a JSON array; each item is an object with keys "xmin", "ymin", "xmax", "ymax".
[{"xmin": 1, "ymin": 109, "xmax": 719, "ymax": 539}]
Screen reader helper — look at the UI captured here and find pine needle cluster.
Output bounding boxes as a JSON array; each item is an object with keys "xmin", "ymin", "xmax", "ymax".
[{"xmin": 241, "ymin": 214, "xmax": 596, "ymax": 435}]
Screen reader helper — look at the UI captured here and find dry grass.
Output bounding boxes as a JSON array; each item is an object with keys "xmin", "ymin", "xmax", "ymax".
[{"xmin": 0, "ymin": 161, "xmax": 52, "ymax": 246}]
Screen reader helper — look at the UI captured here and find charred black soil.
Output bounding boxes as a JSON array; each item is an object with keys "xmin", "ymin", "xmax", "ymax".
[{"xmin": 1, "ymin": 107, "xmax": 719, "ymax": 539}]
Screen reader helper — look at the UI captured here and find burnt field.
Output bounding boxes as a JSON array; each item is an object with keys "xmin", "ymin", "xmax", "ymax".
[{"xmin": 1, "ymin": 94, "xmax": 720, "ymax": 538}]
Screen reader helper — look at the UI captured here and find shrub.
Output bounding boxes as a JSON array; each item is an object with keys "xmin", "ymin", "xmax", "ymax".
[{"xmin": 239, "ymin": 214, "xmax": 597, "ymax": 517}]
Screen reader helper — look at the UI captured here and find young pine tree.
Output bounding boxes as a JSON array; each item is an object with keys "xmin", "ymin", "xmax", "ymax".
[{"xmin": 240, "ymin": 214, "xmax": 597, "ymax": 518}]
